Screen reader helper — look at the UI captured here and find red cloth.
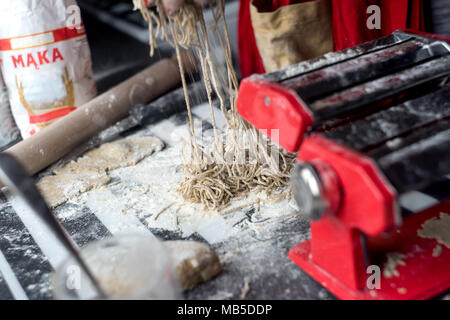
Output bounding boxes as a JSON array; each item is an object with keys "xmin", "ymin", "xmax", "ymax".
[
  {"xmin": 238, "ymin": 0, "xmax": 425, "ymax": 78},
  {"xmin": 238, "ymin": 0, "xmax": 266, "ymax": 78},
  {"xmin": 331, "ymin": 0, "xmax": 424, "ymax": 51}
]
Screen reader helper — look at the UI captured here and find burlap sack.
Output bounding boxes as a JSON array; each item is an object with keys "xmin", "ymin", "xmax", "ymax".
[{"xmin": 250, "ymin": 0, "xmax": 333, "ymax": 72}]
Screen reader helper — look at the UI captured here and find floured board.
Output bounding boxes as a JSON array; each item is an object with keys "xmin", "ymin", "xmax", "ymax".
[
  {"xmin": 1, "ymin": 101, "xmax": 449, "ymax": 300},
  {"xmin": 0, "ymin": 102, "xmax": 332, "ymax": 300}
]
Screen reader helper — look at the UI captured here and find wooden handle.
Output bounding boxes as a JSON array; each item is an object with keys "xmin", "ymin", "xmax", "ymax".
[{"xmin": 3, "ymin": 51, "xmax": 197, "ymax": 182}]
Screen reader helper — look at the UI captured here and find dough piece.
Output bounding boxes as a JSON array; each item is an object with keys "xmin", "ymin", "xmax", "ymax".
[
  {"xmin": 38, "ymin": 136, "xmax": 164, "ymax": 208},
  {"xmin": 165, "ymin": 240, "xmax": 222, "ymax": 290},
  {"xmin": 37, "ymin": 168, "xmax": 111, "ymax": 208},
  {"xmin": 418, "ymin": 213, "xmax": 450, "ymax": 249},
  {"xmin": 53, "ymin": 160, "xmax": 101, "ymax": 175},
  {"xmin": 75, "ymin": 136, "xmax": 164, "ymax": 171}
]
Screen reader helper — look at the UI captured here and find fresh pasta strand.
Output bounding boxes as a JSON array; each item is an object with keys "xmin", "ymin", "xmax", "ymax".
[{"xmin": 133, "ymin": 0, "xmax": 295, "ymax": 212}]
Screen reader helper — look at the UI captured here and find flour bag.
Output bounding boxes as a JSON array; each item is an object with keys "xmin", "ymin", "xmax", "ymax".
[{"xmin": 0, "ymin": 0, "xmax": 97, "ymax": 138}]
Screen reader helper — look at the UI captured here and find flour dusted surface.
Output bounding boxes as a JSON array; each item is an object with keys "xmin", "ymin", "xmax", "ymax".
[{"xmin": 37, "ymin": 135, "xmax": 164, "ymax": 208}]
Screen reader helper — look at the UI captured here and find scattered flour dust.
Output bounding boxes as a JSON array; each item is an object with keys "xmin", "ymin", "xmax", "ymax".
[
  {"xmin": 37, "ymin": 135, "xmax": 164, "ymax": 208},
  {"xmin": 101, "ymin": 141, "xmax": 297, "ymax": 243},
  {"xmin": 383, "ymin": 252, "xmax": 406, "ymax": 279},
  {"xmin": 417, "ymin": 213, "xmax": 450, "ymax": 249},
  {"xmin": 432, "ymin": 245, "xmax": 443, "ymax": 258},
  {"xmin": 34, "ymin": 123, "xmax": 312, "ymax": 299},
  {"xmin": 30, "ymin": 106, "xmax": 311, "ymax": 298},
  {"xmin": 381, "ymin": 212, "xmax": 449, "ymax": 280}
]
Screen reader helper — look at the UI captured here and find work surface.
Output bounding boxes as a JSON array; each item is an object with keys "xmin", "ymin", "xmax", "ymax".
[
  {"xmin": 0, "ymin": 102, "xmax": 333, "ymax": 300},
  {"xmin": 0, "ymin": 9, "xmax": 333, "ymax": 300}
]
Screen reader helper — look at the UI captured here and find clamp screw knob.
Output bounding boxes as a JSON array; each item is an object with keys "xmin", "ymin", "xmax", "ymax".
[{"xmin": 291, "ymin": 161, "xmax": 341, "ymax": 220}]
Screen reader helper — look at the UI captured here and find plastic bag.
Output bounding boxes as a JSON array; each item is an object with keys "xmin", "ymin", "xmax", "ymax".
[{"xmin": 0, "ymin": 72, "xmax": 21, "ymax": 151}]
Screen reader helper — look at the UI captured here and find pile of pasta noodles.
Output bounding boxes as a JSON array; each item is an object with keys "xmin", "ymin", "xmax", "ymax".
[{"xmin": 133, "ymin": 0, "xmax": 295, "ymax": 212}]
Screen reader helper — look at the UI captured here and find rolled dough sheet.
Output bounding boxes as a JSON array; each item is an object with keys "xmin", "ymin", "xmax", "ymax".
[
  {"xmin": 37, "ymin": 168, "xmax": 111, "ymax": 208},
  {"xmin": 38, "ymin": 136, "xmax": 164, "ymax": 208}
]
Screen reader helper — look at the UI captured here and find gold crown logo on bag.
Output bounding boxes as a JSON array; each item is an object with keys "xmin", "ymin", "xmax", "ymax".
[{"xmin": 15, "ymin": 66, "xmax": 76, "ymax": 129}]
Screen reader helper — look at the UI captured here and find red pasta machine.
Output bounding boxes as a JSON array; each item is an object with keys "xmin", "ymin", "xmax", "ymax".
[{"xmin": 237, "ymin": 31, "xmax": 450, "ymax": 300}]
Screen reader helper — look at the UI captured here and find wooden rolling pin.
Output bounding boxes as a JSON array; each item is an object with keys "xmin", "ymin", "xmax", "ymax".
[{"xmin": 3, "ymin": 51, "xmax": 197, "ymax": 184}]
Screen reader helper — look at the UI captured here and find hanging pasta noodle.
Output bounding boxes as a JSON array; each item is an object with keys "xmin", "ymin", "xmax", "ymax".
[{"xmin": 133, "ymin": 0, "xmax": 295, "ymax": 212}]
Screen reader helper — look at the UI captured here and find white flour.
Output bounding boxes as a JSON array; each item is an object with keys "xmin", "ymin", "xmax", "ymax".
[{"xmin": 40, "ymin": 109, "xmax": 324, "ymax": 299}]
